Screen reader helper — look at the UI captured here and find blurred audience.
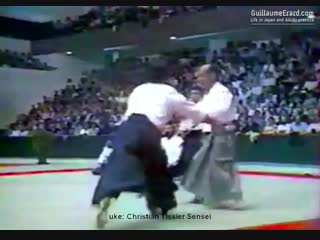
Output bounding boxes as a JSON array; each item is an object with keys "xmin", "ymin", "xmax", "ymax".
[
  {"xmin": 8, "ymin": 76, "xmax": 126, "ymax": 137},
  {"xmin": 0, "ymin": 49, "xmax": 55, "ymax": 70},
  {"xmin": 6, "ymin": 30, "xmax": 320, "ymax": 137}
]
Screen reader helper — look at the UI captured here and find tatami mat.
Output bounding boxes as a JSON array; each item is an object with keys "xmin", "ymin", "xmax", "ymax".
[{"xmin": 0, "ymin": 158, "xmax": 319, "ymax": 230}]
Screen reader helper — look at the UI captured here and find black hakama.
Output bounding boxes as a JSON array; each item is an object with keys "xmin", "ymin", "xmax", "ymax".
[{"xmin": 92, "ymin": 114, "xmax": 178, "ymax": 212}]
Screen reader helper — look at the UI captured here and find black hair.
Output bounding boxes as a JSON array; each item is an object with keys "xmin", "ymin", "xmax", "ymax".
[{"xmin": 148, "ymin": 65, "xmax": 170, "ymax": 83}]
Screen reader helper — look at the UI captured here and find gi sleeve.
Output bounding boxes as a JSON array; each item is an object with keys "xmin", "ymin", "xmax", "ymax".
[
  {"xmin": 197, "ymin": 88, "xmax": 233, "ymax": 121},
  {"xmin": 169, "ymin": 90, "xmax": 206, "ymax": 125}
]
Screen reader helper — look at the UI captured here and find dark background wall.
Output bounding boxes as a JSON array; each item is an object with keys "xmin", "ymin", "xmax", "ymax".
[{"xmin": 0, "ymin": 135, "xmax": 318, "ymax": 165}]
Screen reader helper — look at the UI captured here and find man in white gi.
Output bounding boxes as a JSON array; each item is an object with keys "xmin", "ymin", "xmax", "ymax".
[
  {"xmin": 92, "ymin": 65, "xmax": 209, "ymax": 228},
  {"xmin": 181, "ymin": 64, "xmax": 245, "ymax": 210}
]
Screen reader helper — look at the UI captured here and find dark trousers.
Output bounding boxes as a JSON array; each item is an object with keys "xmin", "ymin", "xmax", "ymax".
[{"xmin": 92, "ymin": 114, "xmax": 177, "ymax": 211}]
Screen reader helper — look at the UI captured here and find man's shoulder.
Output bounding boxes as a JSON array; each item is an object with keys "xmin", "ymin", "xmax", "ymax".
[
  {"xmin": 211, "ymin": 82, "xmax": 232, "ymax": 95},
  {"xmin": 204, "ymin": 83, "xmax": 233, "ymax": 103},
  {"xmin": 134, "ymin": 83, "xmax": 176, "ymax": 92}
]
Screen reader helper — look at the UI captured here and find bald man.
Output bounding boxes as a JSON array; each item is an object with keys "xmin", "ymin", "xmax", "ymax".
[{"xmin": 181, "ymin": 64, "xmax": 245, "ymax": 210}]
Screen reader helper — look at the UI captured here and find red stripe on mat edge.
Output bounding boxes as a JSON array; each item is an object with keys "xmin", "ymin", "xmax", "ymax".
[
  {"xmin": 240, "ymin": 171, "xmax": 320, "ymax": 179},
  {"xmin": 0, "ymin": 169, "xmax": 319, "ymax": 181},
  {"xmin": 240, "ymin": 219, "xmax": 320, "ymax": 230},
  {"xmin": 0, "ymin": 168, "xmax": 91, "ymax": 177},
  {"xmin": 0, "ymin": 169, "xmax": 319, "ymax": 178}
]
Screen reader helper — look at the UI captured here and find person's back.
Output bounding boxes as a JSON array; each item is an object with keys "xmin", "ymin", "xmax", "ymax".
[
  {"xmin": 124, "ymin": 82, "xmax": 203, "ymax": 130},
  {"xmin": 125, "ymin": 83, "xmax": 173, "ymax": 124}
]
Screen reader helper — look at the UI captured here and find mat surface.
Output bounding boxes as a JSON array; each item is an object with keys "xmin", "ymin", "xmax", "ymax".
[
  {"xmin": 0, "ymin": 158, "xmax": 319, "ymax": 230},
  {"xmin": 1, "ymin": 171, "xmax": 318, "ymax": 230}
]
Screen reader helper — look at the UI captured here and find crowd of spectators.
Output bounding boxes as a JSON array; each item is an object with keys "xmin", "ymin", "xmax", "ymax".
[
  {"xmin": 8, "ymin": 75, "xmax": 127, "ymax": 137},
  {"xmin": 50, "ymin": 6, "xmax": 214, "ymax": 36},
  {"xmin": 6, "ymin": 31, "xmax": 320, "ymax": 137},
  {"xmin": 0, "ymin": 49, "xmax": 55, "ymax": 70},
  {"xmin": 218, "ymin": 37, "xmax": 320, "ymax": 135}
]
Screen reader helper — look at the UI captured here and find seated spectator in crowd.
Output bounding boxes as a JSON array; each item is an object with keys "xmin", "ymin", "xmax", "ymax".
[
  {"xmin": 79, "ymin": 123, "xmax": 100, "ymax": 136},
  {"xmin": 240, "ymin": 118, "xmax": 261, "ymax": 133},
  {"xmin": 263, "ymin": 117, "xmax": 277, "ymax": 134},
  {"xmin": 290, "ymin": 116, "xmax": 309, "ymax": 134},
  {"xmin": 308, "ymin": 120, "xmax": 320, "ymax": 133},
  {"xmin": 8, "ymin": 124, "xmax": 30, "ymax": 137},
  {"xmin": 276, "ymin": 122, "xmax": 291, "ymax": 134},
  {"xmin": 251, "ymin": 110, "xmax": 266, "ymax": 130}
]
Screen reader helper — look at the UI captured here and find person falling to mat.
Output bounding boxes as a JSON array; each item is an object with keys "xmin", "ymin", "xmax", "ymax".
[
  {"xmin": 91, "ymin": 86, "xmax": 206, "ymax": 179},
  {"xmin": 91, "ymin": 65, "xmax": 212, "ymax": 229}
]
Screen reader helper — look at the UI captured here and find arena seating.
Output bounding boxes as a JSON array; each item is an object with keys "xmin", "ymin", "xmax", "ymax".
[{"xmin": 6, "ymin": 31, "xmax": 320, "ymax": 137}]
